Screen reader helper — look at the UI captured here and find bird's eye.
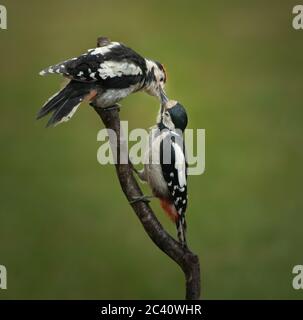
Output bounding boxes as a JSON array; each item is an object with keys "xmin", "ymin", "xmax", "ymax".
[
  {"xmin": 160, "ymin": 77, "xmax": 164, "ymax": 82},
  {"xmin": 165, "ymin": 111, "xmax": 169, "ymax": 116}
]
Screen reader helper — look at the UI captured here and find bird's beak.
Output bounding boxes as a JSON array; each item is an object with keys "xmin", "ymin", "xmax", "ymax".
[
  {"xmin": 160, "ymin": 87, "xmax": 168, "ymax": 105},
  {"xmin": 159, "ymin": 87, "xmax": 169, "ymax": 113}
]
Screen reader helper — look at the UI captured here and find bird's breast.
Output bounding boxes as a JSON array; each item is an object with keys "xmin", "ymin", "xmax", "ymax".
[{"xmin": 94, "ymin": 85, "xmax": 139, "ymax": 108}]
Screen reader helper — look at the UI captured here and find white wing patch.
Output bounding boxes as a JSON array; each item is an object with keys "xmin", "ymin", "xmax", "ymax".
[
  {"xmin": 97, "ymin": 61, "xmax": 142, "ymax": 79},
  {"xmin": 172, "ymin": 142, "xmax": 186, "ymax": 187}
]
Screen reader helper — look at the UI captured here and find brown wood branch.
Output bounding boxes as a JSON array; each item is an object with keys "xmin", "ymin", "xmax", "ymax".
[{"xmin": 93, "ymin": 105, "xmax": 201, "ymax": 300}]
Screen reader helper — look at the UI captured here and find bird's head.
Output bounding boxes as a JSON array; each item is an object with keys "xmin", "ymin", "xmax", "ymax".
[
  {"xmin": 144, "ymin": 59, "xmax": 168, "ymax": 104},
  {"xmin": 157, "ymin": 100, "xmax": 188, "ymax": 132}
]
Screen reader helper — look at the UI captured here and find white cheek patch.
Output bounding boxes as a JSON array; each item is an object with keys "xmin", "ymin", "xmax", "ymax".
[{"xmin": 145, "ymin": 59, "xmax": 158, "ymax": 73}]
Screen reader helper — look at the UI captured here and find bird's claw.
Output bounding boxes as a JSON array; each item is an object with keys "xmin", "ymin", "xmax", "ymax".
[
  {"xmin": 129, "ymin": 195, "xmax": 154, "ymax": 204},
  {"xmin": 103, "ymin": 104, "xmax": 121, "ymax": 112},
  {"xmin": 89, "ymin": 102, "xmax": 121, "ymax": 112}
]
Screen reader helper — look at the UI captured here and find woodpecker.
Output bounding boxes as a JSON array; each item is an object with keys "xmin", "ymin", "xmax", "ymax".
[
  {"xmin": 37, "ymin": 37, "xmax": 168, "ymax": 127},
  {"xmin": 133, "ymin": 100, "xmax": 189, "ymax": 247}
]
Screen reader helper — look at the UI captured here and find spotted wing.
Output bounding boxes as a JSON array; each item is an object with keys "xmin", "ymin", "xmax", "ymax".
[{"xmin": 39, "ymin": 42, "xmax": 146, "ymax": 89}]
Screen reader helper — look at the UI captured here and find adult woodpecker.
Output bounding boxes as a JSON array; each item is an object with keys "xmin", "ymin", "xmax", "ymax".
[
  {"xmin": 37, "ymin": 37, "xmax": 168, "ymax": 127},
  {"xmin": 132, "ymin": 100, "xmax": 189, "ymax": 247}
]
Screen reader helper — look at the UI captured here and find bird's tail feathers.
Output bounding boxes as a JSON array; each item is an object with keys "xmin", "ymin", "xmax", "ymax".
[{"xmin": 37, "ymin": 81, "xmax": 96, "ymax": 127}]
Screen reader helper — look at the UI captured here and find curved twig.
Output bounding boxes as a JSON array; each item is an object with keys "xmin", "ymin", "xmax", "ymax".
[{"xmin": 93, "ymin": 106, "xmax": 201, "ymax": 300}]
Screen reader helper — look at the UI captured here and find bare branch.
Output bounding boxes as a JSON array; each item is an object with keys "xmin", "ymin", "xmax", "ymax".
[{"xmin": 93, "ymin": 106, "xmax": 201, "ymax": 300}]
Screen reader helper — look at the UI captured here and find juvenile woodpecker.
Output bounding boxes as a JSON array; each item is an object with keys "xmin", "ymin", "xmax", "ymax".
[
  {"xmin": 37, "ymin": 37, "xmax": 168, "ymax": 127},
  {"xmin": 133, "ymin": 100, "xmax": 189, "ymax": 247}
]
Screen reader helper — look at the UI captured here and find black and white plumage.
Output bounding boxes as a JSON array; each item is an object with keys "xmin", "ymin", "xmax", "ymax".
[
  {"xmin": 37, "ymin": 37, "xmax": 167, "ymax": 127},
  {"xmin": 136, "ymin": 100, "xmax": 188, "ymax": 247}
]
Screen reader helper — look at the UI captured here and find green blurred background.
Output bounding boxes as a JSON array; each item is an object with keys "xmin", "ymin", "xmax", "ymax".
[{"xmin": 0, "ymin": 0, "xmax": 302, "ymax": 299}]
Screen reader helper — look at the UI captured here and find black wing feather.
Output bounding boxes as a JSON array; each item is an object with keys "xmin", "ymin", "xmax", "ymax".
[
  {"xmin": 160, "ymin": 132, "xmax": 188, "ymax": 216},
  {"xmin": 40, "ymin": 43, "xmax": 147, "ymax": 89}
]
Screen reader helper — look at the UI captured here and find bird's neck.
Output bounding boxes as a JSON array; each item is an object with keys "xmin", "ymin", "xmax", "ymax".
[{"xmin": 143, "ymin": 59, "xmax": 157, "ymax": 89}]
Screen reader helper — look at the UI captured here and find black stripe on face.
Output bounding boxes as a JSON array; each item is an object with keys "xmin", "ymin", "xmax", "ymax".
[
  {"xmin": 155, "ymin": 61, "xmax": 166, "ymax": 83},
  {"xmin": 145, "ymin": 67, "xmax": 156, "ymax": 85}
]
